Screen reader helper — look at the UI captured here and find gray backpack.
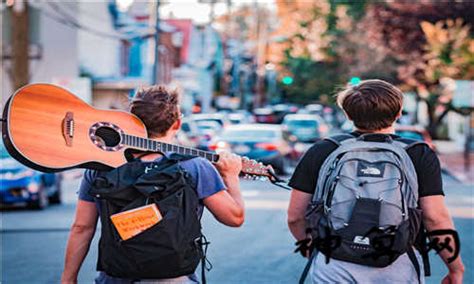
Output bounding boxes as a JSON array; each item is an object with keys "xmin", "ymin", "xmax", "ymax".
[{"xmin": 305, "ymin": 133, "xmax": 423, "ymax": 270}]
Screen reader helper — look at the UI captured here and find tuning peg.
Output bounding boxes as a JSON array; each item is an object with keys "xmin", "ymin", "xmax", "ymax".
[{"xmin": 260, "ymin": 176, "xmax": 267, "ymax": 181}]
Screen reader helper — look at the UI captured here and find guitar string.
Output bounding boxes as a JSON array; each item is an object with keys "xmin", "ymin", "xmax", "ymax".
[
  {"xmin": 120, "ymin": 133, "xmax": 219, "ymax": 163},
  {"xmin": 119, "ymin": 134, "xmax": 266, "ymax": 176}
]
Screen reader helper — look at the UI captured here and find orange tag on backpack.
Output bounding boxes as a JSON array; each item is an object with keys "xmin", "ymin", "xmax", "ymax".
[{"xmin": 110, "ymin": 204, "xmax": 163, "ymax": 241}]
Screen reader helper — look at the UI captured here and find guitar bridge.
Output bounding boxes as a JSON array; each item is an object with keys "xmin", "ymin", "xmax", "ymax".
[{"xmin": 62, "ymin": 111, "xmax": 74, "ymax": 146}]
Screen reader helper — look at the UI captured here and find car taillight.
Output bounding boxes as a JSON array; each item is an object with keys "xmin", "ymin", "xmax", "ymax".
[
  {"xmin": 209, "ymin": 141, "xmax": 228, "ymax": 151},
  {"xmin": 319, "ymin": 125, "xmax": 329, "ymax": 133},
  {"xmin": 27, "ymin": 182, "xmax": 40, "ymax": 193},
  {"xmin": 255, "ymin": 142, "xmax": 278, "ymax": 151}
]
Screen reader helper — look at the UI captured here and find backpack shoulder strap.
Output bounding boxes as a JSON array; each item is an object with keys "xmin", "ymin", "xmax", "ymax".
[
  {"xmin": 324, "ymin": 133, "xmax": 356, "ymax": 146},
  {"xmin": 392, "ymin": 138, "xmax": 429, "ymax": 151}
]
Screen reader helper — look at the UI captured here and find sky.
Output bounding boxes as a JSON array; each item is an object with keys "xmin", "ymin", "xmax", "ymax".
[{"xmin": 160, "ymin": 0, "xmax": 275, "ymax": 24}]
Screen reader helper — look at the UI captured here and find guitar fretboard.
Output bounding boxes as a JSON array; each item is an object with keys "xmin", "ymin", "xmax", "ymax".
[{"xmin": 121, "ymin": 134, "xmax": 219, "ymax": 163}]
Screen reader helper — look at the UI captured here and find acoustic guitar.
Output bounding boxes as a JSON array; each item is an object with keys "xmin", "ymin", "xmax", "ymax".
[{"xmin": 2, "ymin": 83, "xmax": 280, "ymax": 183}]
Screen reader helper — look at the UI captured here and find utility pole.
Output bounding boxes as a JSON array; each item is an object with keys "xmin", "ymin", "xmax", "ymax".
[
  {"xmin": 254, "ymin": 1, "xmax": 267, "ymax": 107},
  {"xmin": 11, "ymin": 0, "xmax": 29, "ymax": 91},
  {"xmin": 152, "ymin": 0, "xmax": 160, "ymax": 84}
]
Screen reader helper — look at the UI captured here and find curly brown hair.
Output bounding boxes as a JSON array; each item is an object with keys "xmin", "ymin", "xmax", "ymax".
[
  {"xmin": 129, "ymin": 85, "xmax": 180, "ymax": 137},
  {"xmin": 336, "ymin": 79, "xmax": 403, "ymax": 131}
]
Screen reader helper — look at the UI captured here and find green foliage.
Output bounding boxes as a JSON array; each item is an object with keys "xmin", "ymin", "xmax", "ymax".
[
  {"xmin": 279, "ymin": 55, "xmax": 343, "ymax": 104},
  {"xmin": 279, "ymin": 0, "xmax": 371, "ymax": 105}
]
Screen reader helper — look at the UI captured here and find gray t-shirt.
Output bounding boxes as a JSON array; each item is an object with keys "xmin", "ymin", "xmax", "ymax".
[{"xmin": 78, "ymin": 155, "xmax": 226, "ymax": 284}]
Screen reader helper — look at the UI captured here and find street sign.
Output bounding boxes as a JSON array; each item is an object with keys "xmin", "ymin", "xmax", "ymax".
[{"xmin": 452, "ymin": 80, "xmax": 474, "ymax": 109}]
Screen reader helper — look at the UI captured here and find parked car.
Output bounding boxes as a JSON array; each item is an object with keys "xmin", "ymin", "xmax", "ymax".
[
  {"xmin": 305, "ymin": 104, "xmax": 324, "ymax": 115},
  {"xmin": 190, "ymin": 113, "xmax": 230, "ymax": 128},
  {"xmin": 395, "ymin": 125, "xmax": 436, "ymax": 151},
  {"xmin": 0, "ymin": 140, "xmax": 62, "ymax": 209},
  {"xmin": 282, "ymin": 114, "xmax": 330, "ymax": 162},
  {"xmin": 179, "ymin": 118, "xmax": 203, "ymax": 148},
  {"xmin": 209, "ymin": 124, "xmax": 293, "ymax": 174},
  {"xmin": 282, "ymin": 114, "xmax": 330, "ymax": 142},
  {"xmin": 227, "ymin": 110, "xmax": 255, "ymax": 125},
  {"xmin": 271, "ymin": 104, "xmax": 299, "ymax": 123},
  {"xmin": 253, "ymin": 107, "xmax": 278, "ymax": 124}
]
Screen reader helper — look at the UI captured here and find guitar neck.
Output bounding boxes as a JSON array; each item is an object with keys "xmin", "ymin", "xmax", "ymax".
[{"xmin": 121, "ymin": 134, "xmax": 219, "ymax": 163}]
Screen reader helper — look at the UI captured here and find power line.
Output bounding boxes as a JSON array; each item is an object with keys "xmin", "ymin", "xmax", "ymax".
[
  {"xmin": 28, "ymin": 2, "xmax": 148, "ymax": 41},
  {"xmin": 45, "ymin": 2, "xmax": 130, "ymax": 40}
]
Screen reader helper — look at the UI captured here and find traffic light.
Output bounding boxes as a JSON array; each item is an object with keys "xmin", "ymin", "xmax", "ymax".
[
  {"xmin": 282, "ymin": 76, "xmax": 294, "ymax": 85},
  {"xmin": 349, "ymin": 77, "xmax": 361, "ymax": 86}
]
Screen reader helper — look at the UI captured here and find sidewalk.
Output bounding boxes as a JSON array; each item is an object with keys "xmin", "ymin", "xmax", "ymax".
[{"xmin": 435, "ymin": 140, "xmax": 474, "ymax": 185}]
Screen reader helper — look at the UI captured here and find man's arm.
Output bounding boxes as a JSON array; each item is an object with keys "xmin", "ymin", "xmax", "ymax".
[
  {"xmin": 204, "ymin": 174, "xmax": 244, "ymax": 227},
  {"xmin": 420, "ymin": 195, "xmax": 465, "ymax": 284},
  {"xmin": 287, "ymin": 189, "xmax": 312, "ymax": 241},
  {"xmin": 61, "ymin": 200, "xmax": 98, "ymax": 283},
  {"xmin": 204, "ymin": 151, "xmax": 244, "ymax": 227}
]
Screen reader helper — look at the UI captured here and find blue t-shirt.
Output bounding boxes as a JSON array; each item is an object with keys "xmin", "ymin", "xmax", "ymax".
[
  {"xmin": 77, "ymin": 155, "xmax": 226, "ymax": 283},
  {"xmin": 79, "ymin": 156, "xmax": 226, "ymax": 203}
]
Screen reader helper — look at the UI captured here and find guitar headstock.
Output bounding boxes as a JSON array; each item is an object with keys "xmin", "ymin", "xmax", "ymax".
[{"xmin": 240, "ymin": 156, "xmax": 277, "ymax": 182}]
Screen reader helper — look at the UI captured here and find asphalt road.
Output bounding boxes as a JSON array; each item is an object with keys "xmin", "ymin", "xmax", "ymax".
[{"xmin": 1, "ymin": 171, "xmax": 472, "ymax": 283}]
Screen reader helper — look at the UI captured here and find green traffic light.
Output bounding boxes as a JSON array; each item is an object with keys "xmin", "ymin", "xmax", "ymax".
[
  {"xmin": 282, "ymin": 76, "xmax": 294, "ymax": 85},
  {"xmin": 350, "ymin": 77, "xmax": 361, "ymax": 85}
]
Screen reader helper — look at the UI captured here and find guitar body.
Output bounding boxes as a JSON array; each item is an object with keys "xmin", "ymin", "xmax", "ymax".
[{"xmin": 2, "ymin": 84, "xmax": 147, "ymax": 172}]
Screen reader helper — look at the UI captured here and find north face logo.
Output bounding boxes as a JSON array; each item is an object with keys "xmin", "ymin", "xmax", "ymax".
[
  {"xmin": 357, "ymin": 161, "xmax": 385, "ymax": 177},
  {"xmin": 360, "ymin": 167, "xmax": 381, "ymax": 175}
]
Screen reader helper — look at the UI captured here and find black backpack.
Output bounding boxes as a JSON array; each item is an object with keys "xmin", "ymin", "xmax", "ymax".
[{"xmin": 88, "ymin": 153, "xmax": 208, "ymax": 281}]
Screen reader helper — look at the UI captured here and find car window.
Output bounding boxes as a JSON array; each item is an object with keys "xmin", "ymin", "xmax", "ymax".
[
  {"xmin": 195, "ymin": 118, "xmax": 224, "ymax": 126},
  {"xmin": 284, "ymin": 120, "xmax": 319, "ymax": 128}
]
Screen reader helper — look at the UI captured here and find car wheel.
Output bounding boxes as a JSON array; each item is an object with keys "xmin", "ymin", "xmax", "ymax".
[
  {"xmin": 49, "ymin": 175, "xmax": 62, "ymax": 204},
  {"xmin": 29, "ymin": 188, "xmax": 49, "ymax": 210}
]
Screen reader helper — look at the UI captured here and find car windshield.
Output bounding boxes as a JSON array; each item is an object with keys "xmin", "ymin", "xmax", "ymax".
[
  {"xmin": 222, "ymin": 129, "xmax": 278, "ymax": 140},
  {"xmin": 0, "ymin": 140, "xmax": 11, "ymax": 159},
  {"xmin": 285, "ymin": 120, "xmax": 319, "ymax": 128},
  {"xmin": 396, "ymin": 130, "xmax": 424, "ymax": 141},
  {"xmin": 195, "ymin": 118, "xmax": 223, "ymax": 126},
  {"xmin": 196, "ymin": 121, "xmax": 221, "ymax": 130}
]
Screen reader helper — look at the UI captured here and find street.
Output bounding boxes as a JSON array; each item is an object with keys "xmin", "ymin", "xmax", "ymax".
[{"xmin": 0, "ymin": 171, "xmax": 472, "ymax": 283}]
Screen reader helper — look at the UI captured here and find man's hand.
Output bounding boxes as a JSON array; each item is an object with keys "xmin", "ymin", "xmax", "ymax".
[
  {"xmin": 215, "ymin": 151, "xmax": 242, "ymax": 178},
  {"xmin": 441, "ymin": 270, "xmax": 464, "ymax": 284}
]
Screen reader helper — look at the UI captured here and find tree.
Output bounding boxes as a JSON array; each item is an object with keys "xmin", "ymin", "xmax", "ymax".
[
  {"xmin": 276, "ymin": 0, "xmax": 346, "ymax": 104},
  {"xmin": 365, "ymin": 1, "xmax": 474, "ymax": 137}
]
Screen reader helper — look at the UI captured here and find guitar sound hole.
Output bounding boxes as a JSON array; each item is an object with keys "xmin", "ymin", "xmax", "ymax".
[{"xmin": 95, "ymin": 127, "xmax": 121, "ymax": 147}]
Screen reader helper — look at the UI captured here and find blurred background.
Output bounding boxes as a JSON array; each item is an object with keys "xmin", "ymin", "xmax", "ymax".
[{"xmin": 0, "ymin": 0, "xmax": 473, "ymax": 283}]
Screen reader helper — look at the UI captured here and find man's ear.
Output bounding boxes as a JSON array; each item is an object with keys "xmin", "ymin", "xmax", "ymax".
[
  {"xmin": 171, "ymin": 118, "xmax": 181, "ymax": 131},
  {"xmin": 396, "ymin": 110, "xmax": 403, "ymax": 119}
]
